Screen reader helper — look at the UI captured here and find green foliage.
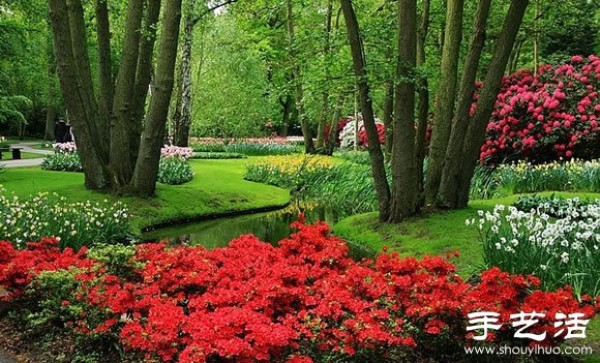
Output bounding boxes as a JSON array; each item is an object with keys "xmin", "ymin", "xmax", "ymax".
[
  {"xmin": 469, "ymin": 165, "xmax": 502, "ymax": 200},
  {"xmin": 191, "ymin": 151, "xmax": 247, "ymax": 159},
  {"xmin": 86, "ymin": 244, "xmax": 139, "ymax": 278},
  {"xmin": 41, "ymin": 152, "xmax": 83, "ymax": 172},
  {"xmin": 0, "ymin": 95, "xmax": 33, "ymax": 132},
  {"xmin": 157, "ymin": 157, "xmax": 194, "ymax": 185},
  {"xmin": 495, "ymin": 160, "xmax": 600, "ymax": 194},
  {"xmin": 0, "ymin": 187, "xmax": 131, "ymax": 250},
  {"xmin": 334, "ymin": 150, "xmax": 372, "ymax": 165},
  {"xmin": 191, "ymin": 143, "xmax": 227, "ymax": 152}
]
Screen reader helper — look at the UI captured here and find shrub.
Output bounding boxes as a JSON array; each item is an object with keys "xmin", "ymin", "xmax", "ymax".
[
  {"xmin": 191, "ymin": 143, "xmax": 227, "ymax": 153},
  {"xmin": 338, "ymin": 115, "xmax": 385, "ymax": 149},
  {"xmin": 157, "ymin": 157, "xmax": 194, "ymax": 185},
  {"xmin": 0, "ymin": 187, "xmax": 130, "ymax": 250},
  {"xmin": 471, "ymin": 200, "xmax": 600, "ymax": 297},
  {"xmin": 0, "ymin": 222, "xmax": 597, "ymax": 362},
  {"xmin": 225, "ymin": 142, "xmax": 299, "ymax": 156},
  {"xmin": 191, "ymin": 152, "xmax": 247, "ymax": 159},
  {"xmin": 481, "ymin": 55, "xmax": 600, "ymax": 165}
]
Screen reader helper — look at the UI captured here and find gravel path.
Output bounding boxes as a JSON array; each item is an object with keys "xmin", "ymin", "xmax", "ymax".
[{"xmin": 0, "ymin": 351, "xmax": 18, "ymax": 363}]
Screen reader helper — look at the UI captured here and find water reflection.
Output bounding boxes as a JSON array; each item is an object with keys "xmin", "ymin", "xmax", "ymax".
[{"xmin": 142, "ymin": 202, "xmax": 374, "ymax": 259}]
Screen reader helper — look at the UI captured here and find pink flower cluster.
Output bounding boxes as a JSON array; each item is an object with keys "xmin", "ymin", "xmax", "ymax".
[
  {"xmin": 481, "ymin": 55, "xmax": 600, "ymax": 164},
  {"xmin": 160, "ymin": 145, "xmax": 193, "ymax": 159},
  {"xmin": 52, "ymin": 142, "xmax": 77, "ymax": 153}
]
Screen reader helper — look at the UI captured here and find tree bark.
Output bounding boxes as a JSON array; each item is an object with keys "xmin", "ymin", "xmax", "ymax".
[
  {"xmin": 287, "ymin": 0, "xmax": 315, "ymax": 153},
  {"xmin": 95, "ymin": 0, "xmax": 113, "ymax": 152},
  {"xmin": 389, "ymin": 0, "xmax": 419, "ymax": 223},
  {"xmin": 414, "ymin": 0, "xmax": 431, "ymax": 205},
  {"xmin": 341, "ymin": 0, "xmax": 391, "ymax": 222},
  {"xmin": 132, "ymin": 0, "xmax": 182, "ymax": 196},
  {"xmin": 45, "ymin": 33, "xmax": 58, "ymax": 141},
  {"xmin": 424, "ymin": 0, "xmax": 464, "ymax": 204},
  {"xmin": 316, "ymin": 0, "xmax": 333, "ymax": 151},
  {"xmin": 131, "ymin": 0, "xmax": 162, "ymax": 158},
  {"xmin": 110, "ymin": 0, "xmax": 145, "ymax": 187},
  {"xmin": 173, "ymin": 5, "xmax": 194, "ymax": 147},
  {"xmin": 382, "ymin": 79, "xmax": 394, "ymax": 154},
  {"xmin": 325, "ymin": 94, "xmax": 345, "ymax": 155},
  {"xmin": 437, "ymin": 0, "xmax": 492, "ymax": 209},
  {"xmin": 48, "ymin": 0, "xmax": 111, "ymax": 190},
  {"xmin": 455, "ymin": 0, "xmax": 529, "ymax": 207}
]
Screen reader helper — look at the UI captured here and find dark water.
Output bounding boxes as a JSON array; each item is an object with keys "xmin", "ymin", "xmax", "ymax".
[{"xmin": 142, "ymin": 203, "xmax": 375, "ymax": 259}]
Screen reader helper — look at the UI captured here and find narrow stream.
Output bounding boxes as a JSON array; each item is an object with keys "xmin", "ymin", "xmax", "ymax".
[{"xmin": 142, "ymin": 203, "xmax": 375, "ymax": 259}]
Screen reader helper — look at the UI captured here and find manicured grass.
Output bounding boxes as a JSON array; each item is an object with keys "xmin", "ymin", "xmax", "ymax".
[
  {"xmin": 333, "ymin": 192, "xmax": 600, "ymax": 278},
  {"xmin": 0, "ymin": 158, "xmax": 290, "ymax": 233}
]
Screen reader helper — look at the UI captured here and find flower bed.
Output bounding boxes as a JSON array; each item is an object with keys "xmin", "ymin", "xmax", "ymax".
[
  {"xmin": 471, "ymin": 199, "xmax": 600, "ymax": 297},
  {"xmin": 0, "ymin": 220, "xmax": 597, "ymax": 362},
  {"xmin": 0, "ymin": 186, "xmax": 130, "ymax": 250},
  {"xmin": 244, "ymin": 155, "xmax": 335, "ymax": 189},
  {"xmin": 495, "ymin": 159, "xmax": 600, "ymax": 193},
  {"xmin": 41, "ymin": 142, "xmax": 83, "ymax": 172}
]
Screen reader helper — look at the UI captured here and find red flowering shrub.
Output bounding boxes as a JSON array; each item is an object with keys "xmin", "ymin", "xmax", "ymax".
[
  {"xmin": 0, "ymin": 222, "xmax": 598, "ymax": 362},
  {"xmin": 481, "ymin": 55, "xmax": 600, "ymax": 164}
]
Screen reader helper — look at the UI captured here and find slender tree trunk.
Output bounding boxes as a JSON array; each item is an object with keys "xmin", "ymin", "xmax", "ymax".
[
  {"xmin": 131, "ymin": 0, "xmax": 161, "ymax": 158},
  {"xmin": 414, "ymin": 0, "xmax": 431, "ymax": 205},
  {"xmin": 287, "ymin": 0, "xmax": 315, "ymax": 153},
  {"xmin": 174, "ymin": 7, "xmax": 194, "ymax": 147},
  {"xmin": 341, "ymin": 0, "xmax": 391, "ymax": 221},
  {"xmin": 424, "ymin": 0, "xmax": 464, "ymax": 204},
  {"xmin": 389, "ymin": 0, "xmax": 419, "ymax": 222},
  {"xmin": 132, "ymin": 0, "xmax": 182, "ymax": 196},
  {"xmin": 437, "ymin": 0, "xmax": 492, "ymax": 209},
  {"xmin": 48, "ymin": 0, "xmax": 111, "ymax": 190},
  {"xmin": 45, "ymin": 106, "xmax": 57, "ymax": 141},
  {"xmin": 110, "ymin": 0, "xmax": 145, "ymax": 187},
  {"xmin": 382, "ymin": 79, "xmax": 394, "ymax": 154},
  {"xmin": 455, "ymin": 0, "xmax": 529, "ymax": 207},
  {"xmin": 325, "ymin": 94, "xmax": 345, "ymax": 155},
  {"xmin": 316, "ymin": 0, "xmax": 333, "ymax": 151},
  {"xmin": 279, "ymin": 95, "xmax": 292, "ymax": 136},
  {"xmin": 95, "ymin": 0, "xmax": 112, "ymax": 152}
]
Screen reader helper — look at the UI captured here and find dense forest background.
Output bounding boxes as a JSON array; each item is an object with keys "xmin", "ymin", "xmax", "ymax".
[{"xmin": 1, "ymin": 0, "xmax": 599, "ymax": 140}]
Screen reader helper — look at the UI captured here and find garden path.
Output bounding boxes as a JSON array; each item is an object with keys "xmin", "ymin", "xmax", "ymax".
[
  {"xmin": 0, "ymin": 351, "xmax": 18, "ymax": 363},
  {"xmin": 1, "ymin": 142, "xmax": 50, "ymax": 168}
]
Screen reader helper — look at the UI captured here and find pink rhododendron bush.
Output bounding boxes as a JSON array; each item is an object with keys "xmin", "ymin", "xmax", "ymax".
[
  {"xmin": 0, "ymin": 220, "xmax": 598, "ymax": 362},
  {"xmin": 481, "ymin": 55, "xmax": 600, "ymax": 164}
]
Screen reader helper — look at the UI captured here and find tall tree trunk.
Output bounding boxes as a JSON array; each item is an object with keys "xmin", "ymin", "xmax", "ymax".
[
  {"xmin": 341, "ymin": 0, "xmax": 391, "ymax": 222},
  {"xmin": 316, "ymin": 0, "xmax": 333, "ymax": 151},
  {"xmin": 173, "ymin": 6, "xmax": 194, "ymax": 147},
  {"xmin": 45, "ymin": 32, "xmax": 58, "ymax": 141},
  {"xmin": 287, "ymin": 0, "xmax": 315, "ymax": 153},
  {"xmin": 95, "ymin": 0, "xmax": 112, "ymax": 152},
  {"xmin": 414, "ymin": 0, "xmax": 431, "ymax": 205},
  {"xmin": 110, "ymin": 0, "xmax": 144, "ymax": 187},
  {"xmin": 48, "ymin": 0, "xmax": 111, "ymax": 190},
  {"xmin": 424, "ymin": 0, "xmax": 464, "ymax": 204},
  {"xmin": 389, "ymin": 0, "xmax": 419, "ymax": 222},
  {"xmin": 131, "ymin": 0, "xmax": 162, "ymax": 159},
  {"xmin": 132, "ymin": 0, "xmax": 182, "ymax": 196},
  {"xmin": 437, "ymin": 0, "xmax": 492, "ymax": 208},
  {"xmin": 279, "ymin": 95, "xmax": 292, "ymax": 136},
  {"xmin": 382, "ymin": 42, "xmax": 395, "ymax": 155},
  {"xmin": 455, "ymin": 0, "xmax": 529, "ymax": 207}
]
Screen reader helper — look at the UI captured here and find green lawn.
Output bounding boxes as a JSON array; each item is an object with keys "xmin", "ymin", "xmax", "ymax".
[
  {"xmin": 0, "ymin": 151, "xmax": 45, "ymax": 160},
  {"xmin": 0, "ymin": 158, "xmax": 290, "ymax": 233}
]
